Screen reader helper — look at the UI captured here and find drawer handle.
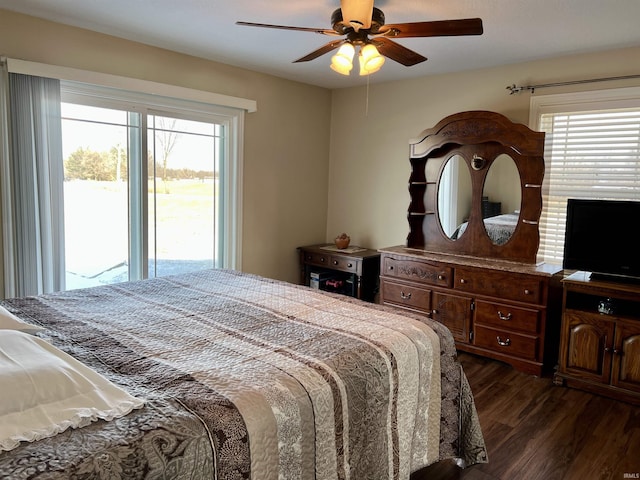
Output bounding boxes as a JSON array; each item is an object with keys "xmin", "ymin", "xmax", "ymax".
[
  {"xmin": 438, "ymin": 274, "xmax": 445, "ymax": 280},
  {"xmin": 400, "ymin": 291, "xmax": 412, "ymax": 300},
  {"xmin": 460, "ymin": 278, "xmax": 467, "ymax": 284},
  {"xmin": 496, "ymin": 336, "xmax": 511, "ymax": 347},
  {"xmin": 388, "ymin": 265, "xmax": 394, "ymax": 271},
  {"xmin": 320, "ymin": 257, "xmax": 325, "ymax": 262},
  {"xmin": 333, "ymin": 260, "xmax": 338, "ymax": 266},
  {"xmin": 524, "ymin": 289, "xmax": 532, "ymax": 295},
  {"xmin": 347, "ymin": 263, "xmax": 353, "ymax": 268},
  {"xmin": 497, "ymin": 311, "xmax": 512, "ymax": 321}
]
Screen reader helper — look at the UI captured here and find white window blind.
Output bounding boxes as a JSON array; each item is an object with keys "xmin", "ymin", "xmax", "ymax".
[{"xmin": 531, "ymin": 88, "xmax": 640, "ymax": 265}]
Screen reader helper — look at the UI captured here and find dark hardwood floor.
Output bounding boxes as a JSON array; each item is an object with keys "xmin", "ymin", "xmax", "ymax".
[{"xmin": 412, "ymin": 352, "xmax": 640, "ymax": 480}]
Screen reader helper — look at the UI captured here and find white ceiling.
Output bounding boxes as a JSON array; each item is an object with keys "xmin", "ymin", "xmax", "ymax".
[{"xmin": 1, "ymin": 0, "xmax": 640, "ymax": 90}]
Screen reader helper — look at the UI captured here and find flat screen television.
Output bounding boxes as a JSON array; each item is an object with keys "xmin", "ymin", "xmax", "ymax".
[{"xmin": 563, "ymin": 198, "xmax": 640, "ymax": 282}]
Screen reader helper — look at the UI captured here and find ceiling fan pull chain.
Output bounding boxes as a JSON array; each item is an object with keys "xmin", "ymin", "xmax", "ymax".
[{"xmin": 365, "ymin": 74, "xmax": 370, "ymax": 116}]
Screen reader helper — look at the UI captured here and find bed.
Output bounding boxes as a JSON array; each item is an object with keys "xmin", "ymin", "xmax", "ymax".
[
  {"xmin": 454, "ymin": 211, "xmax": 520, "ymax": 246},
  {"xmin": 0, "ymin": 268, "xmax": 487, "ymax": 479}
]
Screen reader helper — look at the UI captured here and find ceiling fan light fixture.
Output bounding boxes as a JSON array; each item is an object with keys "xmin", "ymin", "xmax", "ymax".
[
  {"xmin": 340, "ymin": 0, "xmax": 374, "ymax": 31},
  {"xmin": 331, "ymin": 61, "xmax": 353, "ymax": 75},
  {"xmin": 358, "ymin": 56, "xmax": 380, "ymax": 75},
  {"xmin": 359, "ymin": 43, "xmax": 385, "ymax": 75},
  {"xmin": 330, "ymin": 42, "xmax": 355, "ymax": 75}
]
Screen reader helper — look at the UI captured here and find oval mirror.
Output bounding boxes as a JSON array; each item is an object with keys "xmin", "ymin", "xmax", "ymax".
[
  {"xmin": 438, "ymin": 154, "xmax": 472, "ymax": 240},
  {"xmin": 481, "ymin": 154, "xmax": 521, "ymax": 245}
]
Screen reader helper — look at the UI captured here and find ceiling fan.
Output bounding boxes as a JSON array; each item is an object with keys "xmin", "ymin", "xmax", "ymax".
[{"xmin": 237, "ymin": 0, "xmax": 483, "ymax": 76}]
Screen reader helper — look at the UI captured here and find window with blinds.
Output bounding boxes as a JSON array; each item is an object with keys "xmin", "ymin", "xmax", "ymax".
[{"xmin": 530, "ymin": 87, "xmax": 640, "ymax": 265}]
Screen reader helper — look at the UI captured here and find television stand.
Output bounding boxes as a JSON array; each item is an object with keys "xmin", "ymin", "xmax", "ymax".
[
  {"xmin": 588, "ymin": 271, "xmax": 640, "ymax": 286},
  {"xmin": 554, "ymin": 271, "xmax": 640, "ymax": 404}
]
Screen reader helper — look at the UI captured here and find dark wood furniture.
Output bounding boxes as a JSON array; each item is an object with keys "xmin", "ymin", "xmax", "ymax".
[
  {"xmin": 380, "ymin": 247, "xmax": 562, "ymax": 376},
  {"xmin": 298, "ymin": 244, "xmax": 380, "ymax": 302},
  {"xmin": 553, "ymin": 271, "xmax": 640, "ymax": 404},
  {"xmin": 406, "ymin": 110, "xmax": 546, "ymax": 263},
  {"xmin": 380, "ymin": 111, "xmax": 563, "ymax": 375}
]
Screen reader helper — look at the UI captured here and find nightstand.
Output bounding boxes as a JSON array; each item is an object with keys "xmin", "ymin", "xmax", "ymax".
[{"xmin": 298, "ymin": 244, "xmax": 380, "ymax": 302}]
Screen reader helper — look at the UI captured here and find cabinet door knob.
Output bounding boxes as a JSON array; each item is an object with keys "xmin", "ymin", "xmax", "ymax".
[
  {"xmin": 496, "ymin": 336, "xmax": 511, "ymax": 347},
  {"xmin": 498, "ymin": 311, "xmax": 512, "ymax": 321},
  {"xmin": 431, "ymin": 309, "xmax": 438, "ymax": 315},
  {"xmin": 400, "ymin": 291, "xmax": 412, "ymax": 300}
]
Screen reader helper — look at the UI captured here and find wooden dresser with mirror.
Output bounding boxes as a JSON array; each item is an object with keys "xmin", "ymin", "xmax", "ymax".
[{"xmin": 380, "ymin": 111, "xmax": 563, "ymax": 376}]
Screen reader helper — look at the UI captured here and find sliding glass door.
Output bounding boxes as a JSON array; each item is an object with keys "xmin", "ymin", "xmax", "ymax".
[
  {"xmin": 61, "ymin": 103, "xmax": 132, "ymax": 289},
  {"xmin": 61, "ymin": 102, "xmax": 224, "ymax": 290},
  {"xmin": 147, "ymin": 113, "xmax": 220, "ymax": 278}
]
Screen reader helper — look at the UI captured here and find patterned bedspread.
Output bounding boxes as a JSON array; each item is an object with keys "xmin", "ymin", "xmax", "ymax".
[
  {"xmin": 455, "ymin": 212, "xmax": 519, "ymax": 245},
  {"xmin": 0, "ymin": 269, "xmax": 486, "ymax": 479}
]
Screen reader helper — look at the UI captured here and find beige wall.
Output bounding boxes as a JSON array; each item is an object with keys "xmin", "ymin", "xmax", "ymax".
[
  {"xmin": 0, "ymin": 9, "xmax": 332, "ymax": 285},
  {"xmin": 2, "ymin": 9, "xmax": 640, "ymax": 288},
  {"xmin": 327, "ymin": 46, "xmax": 640, "ymax": 251}
]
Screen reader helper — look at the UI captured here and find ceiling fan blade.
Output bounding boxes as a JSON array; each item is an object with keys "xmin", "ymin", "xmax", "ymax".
[
  {"xmin": 236, "ymin": 21, "xmax": 337, "ymax": 36},
  {"xmin": 340, "ymin": 0, "xmax": 374, "ymax": 30},
  {"xmin": 373, "ymin": 37, "xmax": 427, "ymax": 66},
  {"xmin": 293, "ymin": 40, "xmax": 345, "ymax": 63},
  {"xmin": 379, "ymin": 18, "xmax": 483, "ymax": 38}
]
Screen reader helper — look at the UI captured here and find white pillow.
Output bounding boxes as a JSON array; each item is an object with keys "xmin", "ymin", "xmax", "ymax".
[
  {"xmin": 0, "ymin": 330, "xmax": 145, "ymax": 452},
  {"xmin": 0, "ymin": 305, "xmax": 44, "ymax": 333}
]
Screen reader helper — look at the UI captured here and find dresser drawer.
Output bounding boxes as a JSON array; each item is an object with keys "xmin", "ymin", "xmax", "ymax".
[
  {"xmin": 454, "ymin": 267, "xmax": 543, "ymax": 304},
  {"xmin": 382, "ymin": 256, "xmax": 452, "ymax": 288},
  {"xmin": 474, "ymin": 325, "xmax": 539, "ymax": 361},
  {"xmin": 303, "ymin": 252, "xmax": 359, "ymax": 274},
  {"xmin": 381, "ymin": 279, "xmax": 431, "ymax": 313},
  {"xmin": 328, "ymin": 256, "xmax": 359, "ymax": 273},
  {"xmin": 303, "ymin": 251, "xmax": 331, "ymax": 267},
  {"xmin": 474, "ymin": 300, "xmax": 541, "ymax": 334}
]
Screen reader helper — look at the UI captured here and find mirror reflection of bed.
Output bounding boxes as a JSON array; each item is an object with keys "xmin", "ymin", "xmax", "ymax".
[
  {"xmin": 453, "ymin": 211, "xmax": 520, "ymax": 245},
  {"xmin": 440, "ymin": 153, "xmax": 522, "ymax": 246}
]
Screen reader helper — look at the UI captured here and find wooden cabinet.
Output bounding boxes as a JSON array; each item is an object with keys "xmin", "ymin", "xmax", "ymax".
[
  {"xmin": 380, "ymin": 246, "xmax": 563, "ymax": 376},
  {"xmin": 432, "ymin": 291, "xmax": 472, "ymax": 344},
  {"xmin": 554, "ymin": 271, "xmax": 640, "ymax": 404},
  {"xmin": 298, "ymin": 244, "xmax": 380, "ymax": 302},
  {"xmin": 380, "ymin": 111, "xmax": 565, "ymax": 375}
]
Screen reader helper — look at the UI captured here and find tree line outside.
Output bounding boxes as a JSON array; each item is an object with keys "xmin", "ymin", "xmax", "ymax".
[{"xmin": 64, "ymin": 145, "xmax": 216, "ymax": 183}]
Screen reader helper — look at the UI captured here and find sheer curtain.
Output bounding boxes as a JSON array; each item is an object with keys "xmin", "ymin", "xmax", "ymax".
[{"xmin": 0, "ymin": 61, "xmax": 65, "ymax": 298}]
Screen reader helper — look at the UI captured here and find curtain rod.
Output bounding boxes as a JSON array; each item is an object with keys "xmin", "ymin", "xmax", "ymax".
[{"xmin": 506, "ymin": 74, "xmax": 640, "ymax": 94}]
